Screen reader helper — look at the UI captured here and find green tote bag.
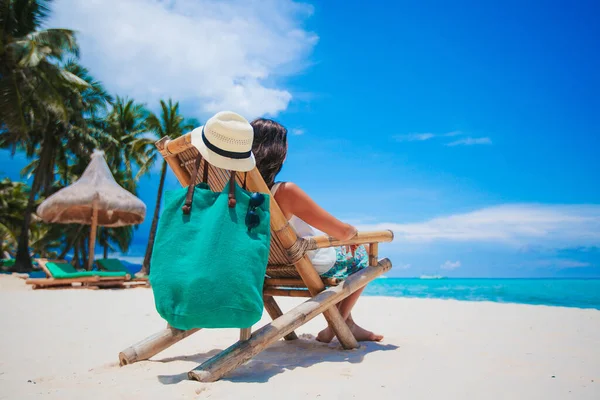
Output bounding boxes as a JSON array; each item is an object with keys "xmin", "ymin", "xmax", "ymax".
[{"xmin": 150, "ymin": 156, "xmax": 271, "ymax": 330}]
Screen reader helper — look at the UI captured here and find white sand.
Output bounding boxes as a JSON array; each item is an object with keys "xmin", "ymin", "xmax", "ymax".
[{"xmin": 0, "ymin": 275, "xmax": 599, "ymax": 400}]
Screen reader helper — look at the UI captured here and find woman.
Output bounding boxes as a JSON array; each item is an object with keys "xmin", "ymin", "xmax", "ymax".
[{"xmin": 251, "ymin": 118, "xmax": 383, "ymax": 343}]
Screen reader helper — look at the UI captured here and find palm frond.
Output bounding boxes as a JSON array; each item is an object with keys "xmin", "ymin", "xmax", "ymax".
[
  {"xmin": 11, "ymin": 28, "xmax": 79, "ymax": 66},
  {"xmin": 7, "ymin": 0, "xmax": 52, "ymax": 38},
  {"xmin": 0, "ymin": 72, "xmax": 28, "ymax": 139}
]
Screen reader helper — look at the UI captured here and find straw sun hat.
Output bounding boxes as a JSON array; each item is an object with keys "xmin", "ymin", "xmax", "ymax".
[{"xmin": 190, "ymin": 111, "xmax": 255, "ymax": 172}]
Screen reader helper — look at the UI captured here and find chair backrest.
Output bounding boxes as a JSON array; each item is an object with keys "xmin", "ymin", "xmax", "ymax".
[
  {"xmin": 97, "ymin": 258, "xmax": 127, "ymax": 273},
  {"xmin": 155, "ymin": 134, "xmax": 299, "ymax": 273}
]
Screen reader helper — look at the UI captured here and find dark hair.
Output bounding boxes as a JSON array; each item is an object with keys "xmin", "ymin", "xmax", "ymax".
[{"xmin": 251, "ymin": 118, "xmax": 288, "ymax": 188}]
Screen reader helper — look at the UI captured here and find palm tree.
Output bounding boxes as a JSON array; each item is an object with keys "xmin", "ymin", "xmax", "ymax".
[
  {"xmin": 0, "ymin": 0, "xmax": 108, "ymax": 272},
  {"xmin": 29, "ymin": 220, "xmax": 61, "ymax": 259},
  {"xmin": 102, "ymin": 97, "xmax": 149, "ymax": 191},
  {"xmin": 0, "ymin": 178, "xmax": 29, "ymax": 257},
  {"xmin": 98, "ymin": 226, "xmax": 133, "ymax": 259},
  {"xmin": 11, "ymin": 60, "xmax": 111, "ymax": 271},
  {"xmin": 140, "ymin": 99, "xmax": 198, "ymax": 275},
  {"xmin": 0, "ymin": 177, "xmax": 59, "ymax": 261},
  {"xmin": 0, "ymin": 0, "xmax": 83, "ymax": 142}
]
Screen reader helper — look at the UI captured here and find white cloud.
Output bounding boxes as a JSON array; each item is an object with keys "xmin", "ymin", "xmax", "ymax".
[
  {"xmin": 291, "ymin": 128, "xmax": 305, "ymax": 135},
  {"xmin": 49, "ymin": 0, "xmax": 318, "ymax": 118},
  {"xmin": 394, "ymin": 131, "xmax": 464, "ymax": 142},
  {"xmin": 555, "ymin": 260, "xmax": 590, "ymax": 268},
  {"xmin": 395, "ymin": 131, "xmax": 486, "ymax": 146},
  {"xmin": 394, "ymin": 133, "xmax": 436, "ymax": 142},
  {"xmin": 533, "ymin": 259, "xmax": 591, "ymax": 268},
  {"xmin": 398, "ymin": 263, "xmax": 411, "ymax": 270},
  {"xmin": 446, "ymin": 137, "xmax": 492, "ymax": 146},
  {"xmin": 440, "ymin": 260, "xmax": 461, "ymax": 270},
  {"xmin": 356, "ymin": 204, "xmax": 600, "ymax": 247}
]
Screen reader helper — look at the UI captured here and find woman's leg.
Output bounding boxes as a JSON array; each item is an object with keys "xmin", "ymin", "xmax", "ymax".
[
  {"xmin": 316, "ymin": 286, "xmax": 383, "ymax": 343},
  {"xmin": 316, "ymin": 245, "xmax": 383, "ymax": 343},
  {"xmin": 338, "ymin": 286, "xmax": 365, "ymax": 319}
]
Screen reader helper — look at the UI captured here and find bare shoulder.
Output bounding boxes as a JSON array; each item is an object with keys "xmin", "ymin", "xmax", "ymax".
[
  {"xmin": 277, "ymin": 181, "xmax": 298, "ymax": 193},
  {"xmin": 275, "ymin": 182, "xmax": 306, "ymax": 201},
  {"xmin": 272, "ymin": 182, "xmax": 300, "ymax": 219}
]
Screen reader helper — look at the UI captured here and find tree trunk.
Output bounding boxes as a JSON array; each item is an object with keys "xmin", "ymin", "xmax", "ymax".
[
  {"xmin": 72, "ymin": 240, "xmax": 80, "ymax": 268},
  {"xmin": 14, "ymin": 188, "xmax": 36, "ymax": 272},
  {"xmin": 58, "ymin": 246, "xmax": 70, "ymax": 261},
  {"xmin": 58, "ymin": 225, "xmax": 84, "ymax": 260},
  {"xmin": 80, "ymin": 237, "xmax": 88, "ymax": 270},
  {"xmin": 15, "ymin": 128, "xmax": 57, "ymax": 272},
  {"xmin": 141, "ymin": 160, "xmax": 167, "ymax": 275}
]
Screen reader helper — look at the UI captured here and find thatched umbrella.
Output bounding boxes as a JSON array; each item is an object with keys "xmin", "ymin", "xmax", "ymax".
[{"xmin": 37, "ymin": 150, "xmax": 146, "ymax": 269}]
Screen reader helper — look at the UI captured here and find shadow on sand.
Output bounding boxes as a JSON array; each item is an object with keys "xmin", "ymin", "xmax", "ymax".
[{"xmin": 155, "ymin": 334, "xmax": 399, "ymax": 384}]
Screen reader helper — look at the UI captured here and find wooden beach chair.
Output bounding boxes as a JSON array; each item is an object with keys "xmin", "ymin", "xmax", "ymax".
[
  {"xmin": 97, "ymin": 258, "xmax": 149, "ymax": 286},
  {"xmin": 26, "ymin": 258, "xmax": 130, "ymax": 289},
  {"xmin": 118, "ymin": 134, "xmax": 394, "ymax": 382}
]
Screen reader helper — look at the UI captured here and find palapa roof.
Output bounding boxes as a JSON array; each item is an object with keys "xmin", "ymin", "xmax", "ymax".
[{"xmin": 36, "ymin": 150, "xmax": 146, "ymax": 227}]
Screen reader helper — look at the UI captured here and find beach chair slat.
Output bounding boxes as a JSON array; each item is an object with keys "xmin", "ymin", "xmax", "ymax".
[
  {"xmin": 268, "ymin": 235, "xmax": 291, "ymax": 266},
  {"xmin": 264, "ymin": 277, "xmax": 339, "ymax": 287},
  {"xmin": 263, "ymin": 288, "xmax": 312, "ymax": 297}
]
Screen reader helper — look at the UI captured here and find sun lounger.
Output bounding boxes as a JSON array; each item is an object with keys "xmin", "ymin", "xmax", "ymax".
[
  {"xmin": 97, "ymin": 258, "xmax": 149, "ymax": 283},
  {"xmin": 26, "ymin": 258, "xmax": 130, "ymax": 289},
  {"xmin": 118, "ymin": 134, "xmax": 394, "ymax": 382}
]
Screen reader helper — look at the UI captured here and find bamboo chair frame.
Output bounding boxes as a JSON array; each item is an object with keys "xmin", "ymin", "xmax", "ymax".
[
  {"xmin": 26, "ymin": 258, "xmax": 130, "ymax": 289},
  {"xmin": 118, "ymin": 134, "xmax": 394, "ymax": 382}
]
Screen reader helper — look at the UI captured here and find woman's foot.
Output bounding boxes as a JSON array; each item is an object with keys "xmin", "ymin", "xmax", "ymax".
[
  {"xmin": 316, "ymin": 322, "xmax": 383, "ymax": 343},
  {"xmin": 347, "ymin": 320, "xmax": 384, "ymax": 342},
  {"xmin": 316, "ymin": 327, "xmax": 335, "ymax": 343}
]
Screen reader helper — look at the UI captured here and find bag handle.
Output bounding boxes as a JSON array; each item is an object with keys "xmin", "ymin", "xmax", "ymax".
[
  {"xmin": 182, "ymin": 154, "xmax": 208, "ymax": 215},
  {"xmin": 182, "ymin": 154, "xmax": 248, "ymax": 214},
  {"xmin": 227, "ymin": 172, "xmax": 248, "ymax": 208}
]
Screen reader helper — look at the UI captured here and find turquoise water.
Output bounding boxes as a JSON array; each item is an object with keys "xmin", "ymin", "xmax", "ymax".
[{"xmin": 363, "ymin": 278, "xmax": 600, "ymax": 309}]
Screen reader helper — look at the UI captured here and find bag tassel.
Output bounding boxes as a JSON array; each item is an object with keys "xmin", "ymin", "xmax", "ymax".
[{"xmin": 228, "ymin": 172, "xmax": 236, "ymax": 208}]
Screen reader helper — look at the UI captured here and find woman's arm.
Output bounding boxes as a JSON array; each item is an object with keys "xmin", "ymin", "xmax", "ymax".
[{"xmin": 274, "ymin": 182, "xmax": 357, "ymax": 240}]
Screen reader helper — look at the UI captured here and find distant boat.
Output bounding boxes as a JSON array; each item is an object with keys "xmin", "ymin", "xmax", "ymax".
[{"xmin": 420, "ymin": 274, "xmax": 446, "ymax": 280}]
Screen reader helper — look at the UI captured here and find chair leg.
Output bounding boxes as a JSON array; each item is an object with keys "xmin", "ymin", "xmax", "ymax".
[
  {"xmin": 321, "ymin": 307, "xmax": 358, "ymax": 350},
  {"xmin": 239, "ymin": 328, "xmax": 252, "ymax": 341},
  {"xmin": 263, "ymin": 295, "xmax": 298, "ymax": 341},
  {"xmin": 264, "ymin": 292, "xmax": 353, "ymax": 347},
  {"xmin": 119, "ymin": 326, "xmax": 201, "ymax": 366},
  {"xmin": 188, "ymin": 258, "xmax": 391, "ymax": 382},
  {"xmin": 290, "ymin": 253, "xmax": 359, "ymax": 349}
]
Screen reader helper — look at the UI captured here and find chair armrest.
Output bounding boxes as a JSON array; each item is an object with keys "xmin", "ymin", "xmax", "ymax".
[{"xmin": 309, "ymin": 230, "xmax": 394, "ymax": 249}]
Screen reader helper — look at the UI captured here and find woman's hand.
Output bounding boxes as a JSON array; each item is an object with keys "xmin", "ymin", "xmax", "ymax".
[
  {"xmin": 339, "ymin": 223, "xmax": 358, "ymax": 240},
  {"xmin": 341, "ymin": 224, "xmax": 359, "ymax": 257},
  {"xmin": 346, "ymin": 244, "xmax": 359, "ymax": 257}
]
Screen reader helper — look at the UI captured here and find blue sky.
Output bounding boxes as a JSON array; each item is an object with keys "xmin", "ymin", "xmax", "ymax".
[{"xmin": 1, "ymin": 0, "xmax": 599, "ymax": 277}]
